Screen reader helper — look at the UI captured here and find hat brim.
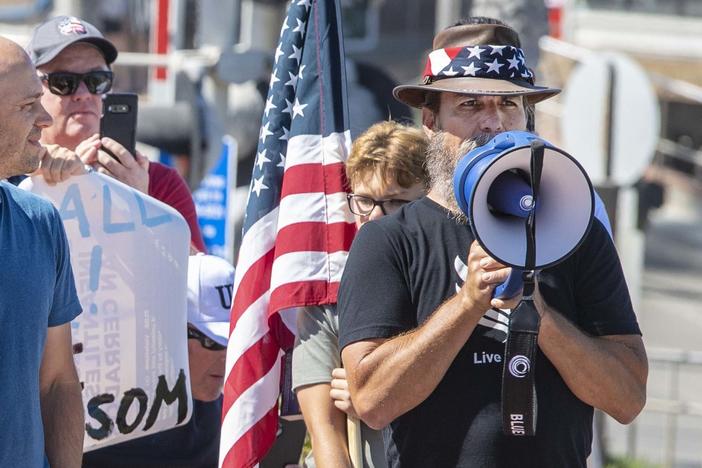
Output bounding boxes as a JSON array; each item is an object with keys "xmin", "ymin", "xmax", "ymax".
[
  {"xmin": 191, "ymin": 321, "xmax": 230, "ymax": 347},
  {"xmin": 33, "ymin": 37, "xmax": 118, "ymax": 67},
  {"xmin": 393, "ymin": 77, "xmax": 561, "ymax": 108}
]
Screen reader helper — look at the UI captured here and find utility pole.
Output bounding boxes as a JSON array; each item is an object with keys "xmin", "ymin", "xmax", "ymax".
[
  {"xmin": 470, "ymin": 0, "xmax": 548, "ymax": 69},
  {"xmin": 435, "ymin": 0, "xmax": 463, "ymax": 34},
  {"xmin": 239, "ymin": 0, "xmax": 286, "ymax": 50}
]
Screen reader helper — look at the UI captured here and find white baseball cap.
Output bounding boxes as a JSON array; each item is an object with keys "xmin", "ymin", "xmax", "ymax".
[{"xmin": 187, "ymin": 254, "xmax": 235, "ymax": 346}]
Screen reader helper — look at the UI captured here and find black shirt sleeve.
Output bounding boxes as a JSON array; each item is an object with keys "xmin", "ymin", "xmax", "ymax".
[
  {"xmin": 572, "ymin": 220, "xmax": 641, "ymax": 336},
  {"xmin": 338, "ymin": 221, "xmax": 417, "ymax": 350}
]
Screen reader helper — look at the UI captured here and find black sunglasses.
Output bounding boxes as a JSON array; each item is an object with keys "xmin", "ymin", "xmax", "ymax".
[
  {"xmin": 347, "ymin": 193, "xmax": 411, "ymax": 216},
  {"xmin": 187, "ymin": 326, "xmax": 227, "ymax": 351},
  {"xmin": 39, "ymin": 70, "xmax": 114, "ymax": 96}
]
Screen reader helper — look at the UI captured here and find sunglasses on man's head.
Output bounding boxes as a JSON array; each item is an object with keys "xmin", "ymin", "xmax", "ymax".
[
  {"xmin": 38, "ymin": 70, "xmax": 113, "ymax": 96},
  {"xmin": 187, "ymin": 326, "xmax": 227, "ymax": 351}
]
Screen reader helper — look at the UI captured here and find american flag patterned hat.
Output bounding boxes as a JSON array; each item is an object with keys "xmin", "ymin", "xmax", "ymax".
[{"xmin": 393, "ymin": 23, "xmax": 560, "ymax": 108}]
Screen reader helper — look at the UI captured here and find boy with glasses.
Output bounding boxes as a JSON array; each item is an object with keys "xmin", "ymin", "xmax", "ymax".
[
  {"xmin": 292, "ymin": 121, "xmax": 428, "ymax": 467},
  {"xmin": 25, "ymin": 16, "xmax": 206, "ymax": 252},
  {"xmin": 83, "ymin": 253, "xmax": 234, "ymax": 468},
  {"xmin": 344, "ymin": 121, "xmax": 427, "ymax": 226}
]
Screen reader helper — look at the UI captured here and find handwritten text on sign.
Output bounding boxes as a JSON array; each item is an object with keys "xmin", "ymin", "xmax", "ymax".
[{"xmin": 25, "ymin": 173, "xmax": 192, "ymax": 451}]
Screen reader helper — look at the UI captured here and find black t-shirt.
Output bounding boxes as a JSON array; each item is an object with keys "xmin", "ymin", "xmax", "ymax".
[
  {"xmin": 338, "ymin": 197, "xmax": 640, "ymax": 468},
  {"xmin": 82, "ymin": 398, "xmax": 222, "ymax": 468}
]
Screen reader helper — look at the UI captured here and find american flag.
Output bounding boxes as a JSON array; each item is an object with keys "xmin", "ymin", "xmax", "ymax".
[{"xmin": 219, "ymin": 0, "xmax": 354, "ymax": 466}]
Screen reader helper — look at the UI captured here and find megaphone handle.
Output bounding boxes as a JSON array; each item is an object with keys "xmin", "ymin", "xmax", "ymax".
[
  {"xmin": 501, "ymin": 297, "xmax": 540, "ymax": 437},
  {"xmin": 493, "ymin": 269, "xmax": 524, "ymax": 299}
]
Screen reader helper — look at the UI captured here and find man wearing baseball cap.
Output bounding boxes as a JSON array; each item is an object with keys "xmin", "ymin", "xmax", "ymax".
[
  {"xmin": 24, "ymin": 15, "xmax": 206, "ymax": 252},
  {"xmin": 338, "ymin": 17, "xmax": 647, "ymax": 466},
  {"xmin": 83, "ymin": 254, "xmax": 233, "ymax": 468}
]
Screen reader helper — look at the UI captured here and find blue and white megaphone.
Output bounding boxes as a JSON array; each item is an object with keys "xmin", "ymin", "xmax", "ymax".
[{"xmin": 453, "ymin": 131, "xmax": 595, "ymax": 299}]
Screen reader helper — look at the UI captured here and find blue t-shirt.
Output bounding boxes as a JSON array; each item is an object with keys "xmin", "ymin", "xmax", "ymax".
[{"xmin": 0, "ymin": 182, "xmax": 82, "ymax": 468}]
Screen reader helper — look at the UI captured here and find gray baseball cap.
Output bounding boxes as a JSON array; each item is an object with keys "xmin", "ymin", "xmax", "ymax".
[{"xmin": 27, "ymin": 16, "xmax": 118, "ymax": 67}]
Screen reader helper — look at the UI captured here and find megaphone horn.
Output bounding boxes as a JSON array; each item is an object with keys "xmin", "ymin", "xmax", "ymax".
[{"xmin": 453, "ymin": 131, "xmax": 595, "ymax": 299}]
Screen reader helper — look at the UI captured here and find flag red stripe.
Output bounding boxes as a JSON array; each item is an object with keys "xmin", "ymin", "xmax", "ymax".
[
  {"xmin": 444, "ymin": 46, "xmax": 463, "ymax": 59},
  {"xmin": 230, "ymin": 250, "xmax": 274, "ymax": 331},
  {"xmin": 220, "ymin": 405, "xmax": 278, "ymax": 468},
  {"xmin": 274, "ymin": 221, "xmax": 355, "ymax": 258},
  {"xmin": 221, "ymin": 330, "xmax": 281, "ymax": 417},
  {"xmin": 268, "ymin": 311, "xmax": 296, "ymax": 354},
  {"xmin": 230, "ymin": 220, "xmax": 353, "ymax": 330},
  {"xmin": 269, "ymin": 280, "xmax": 340, "ymax": 317},
  {"xmin": 281, "ymin": 162, "xmax": 348, "ymax": 197}
]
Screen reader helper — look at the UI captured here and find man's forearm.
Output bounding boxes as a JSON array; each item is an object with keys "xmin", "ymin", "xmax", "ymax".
[
  {"xmin": 343, "ymin": 293, "xmax": 485, "ymax": 429},
  {"xmin": 538, "ymin": 306, "xmax": 648, "ymax": 423},
  {"xmin": 41, "ymin": 381, "xmax": 84, "ymax": 468}
]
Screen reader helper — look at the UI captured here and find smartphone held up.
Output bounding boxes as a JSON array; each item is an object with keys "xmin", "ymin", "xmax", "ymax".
[{"xmin": 100, "ymin": 93, "xmax": 138, "ymax": 160}]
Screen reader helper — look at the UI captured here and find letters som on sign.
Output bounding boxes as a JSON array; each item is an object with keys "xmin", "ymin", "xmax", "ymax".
[{"xmin": 86, "ymin": 370, "xmax": 188, "ymax": 440}]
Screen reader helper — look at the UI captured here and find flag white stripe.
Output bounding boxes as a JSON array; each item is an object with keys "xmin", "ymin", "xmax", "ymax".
[
  {"xmin": 285, "ymin": 131, "xmax": 351, "ymax": 168},
  {"xmin": 219, "ymin": 351, "xmax": 283, "ymax": 463},
  {"xmin": 278, "ymin": 192, "xmax": 352, "ymax": 230},
  {"xmin": 429, "ymin": 49, "xmax": 451, "ymax": 75},
  {"xmin": 225, "ymin": 291, "xmax": 271, "ymax": 378},
  {"xmin": 271, "ymin": 250, "xmax": 348, "ymax": 290},
  {"xmin": 233, "ymin": 209, "xmax": 279, "ymax": 294}
]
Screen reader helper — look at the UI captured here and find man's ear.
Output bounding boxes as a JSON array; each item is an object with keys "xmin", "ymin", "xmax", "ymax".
[{"xmin": 422, "ymin": 107, "xmax": 436, "ymax": 137}]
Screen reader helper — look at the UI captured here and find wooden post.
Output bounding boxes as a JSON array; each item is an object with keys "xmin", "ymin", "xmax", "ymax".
[{"xmin": 347, "ymin": 415, "xmax": 363, "ymax": 467}]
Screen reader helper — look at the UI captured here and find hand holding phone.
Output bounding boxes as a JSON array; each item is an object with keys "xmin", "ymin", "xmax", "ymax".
[{"xmin": 93, "ymin": 93, "xmax": 149, "ymax": 193}]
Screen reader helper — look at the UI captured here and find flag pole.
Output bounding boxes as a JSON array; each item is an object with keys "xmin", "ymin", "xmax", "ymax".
[{"xmin": 347, "ymin": 415, "xmax": 363, "ymax": 467}]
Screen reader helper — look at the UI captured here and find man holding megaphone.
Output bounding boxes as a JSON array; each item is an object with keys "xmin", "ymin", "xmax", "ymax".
[{"xmin": 338, "ymin": 17, "xmax": 647, "ymax": 468}]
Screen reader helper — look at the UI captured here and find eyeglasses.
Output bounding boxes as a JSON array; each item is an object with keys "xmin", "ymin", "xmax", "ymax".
[
  {"xmin": 38, "ymin": 70, "xmax": 114, "ymax": 96},
  {"xmin": 347, "ymin": 193, "xmax": 411, "ymax": 216},
  {"xmin": 187, "ymin": 327, "xmax": 227, "ymax": 351}
]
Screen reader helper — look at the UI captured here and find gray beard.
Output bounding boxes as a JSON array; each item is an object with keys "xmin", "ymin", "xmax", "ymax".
[{"xmin": 425, "ymin": 131, "xmax": 495, "ymax": 224}]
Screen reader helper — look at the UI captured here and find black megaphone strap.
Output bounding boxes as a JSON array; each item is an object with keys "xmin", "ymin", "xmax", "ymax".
[{"xmin": 501, "ymin": 140, "xmax": 543, "ymax": 436}]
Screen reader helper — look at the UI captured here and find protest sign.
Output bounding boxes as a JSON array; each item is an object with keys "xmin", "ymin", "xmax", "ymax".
[
  {"xmin": 23, "ymin": 172, "xmax": 192, "ymax": 451},
  {"xmin": 193, "ymin": 135, "xmax": 238, "ymax": 263}
]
